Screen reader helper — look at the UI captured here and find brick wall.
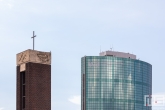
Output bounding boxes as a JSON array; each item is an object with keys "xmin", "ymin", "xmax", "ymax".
[{"xmin": 16, "ymin": 62, "xmax": 51, "ymax": 110}]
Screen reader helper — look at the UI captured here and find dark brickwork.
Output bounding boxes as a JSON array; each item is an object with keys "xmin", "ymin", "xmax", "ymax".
[
  {"xmin": 16, "ymin": 62, "xmax": 51, "ymax": 110},
  {"xmin": 16, "ymin": 66, "xmax": 21, "ymax": 110}
]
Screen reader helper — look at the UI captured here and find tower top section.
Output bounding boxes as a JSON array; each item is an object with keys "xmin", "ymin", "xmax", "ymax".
[
  {"xmin": 99, "ymin": 51, "xmax": 136, "ymax": 59},
  {"xmin": 16, "ymin": 49, "xmax": 51, "ymax": 66}
]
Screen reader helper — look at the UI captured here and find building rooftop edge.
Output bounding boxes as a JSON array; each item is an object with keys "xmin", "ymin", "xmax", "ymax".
[
  {"xmin": 99, "ymin": 50, "xmax": 136, "ymax": 59},
  {"xmin": 16, "ymin": 49, "xmax": 51, "ymax": 66},
  {"xmin": 16, "ymin": 49, "xmax": 51, "ymax": 55}
]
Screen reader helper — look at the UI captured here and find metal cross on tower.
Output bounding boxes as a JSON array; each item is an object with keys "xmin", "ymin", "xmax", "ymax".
[{"xmin": 31, "ymin": 31, "xmax": 36, "ymax": 50}]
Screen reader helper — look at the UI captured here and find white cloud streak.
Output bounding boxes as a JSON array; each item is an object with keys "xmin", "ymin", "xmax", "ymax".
[
  {"xmin": 0, "ymin": 108, "xmax": 4, "ymax": 110},
  {"xmin": 153, "ymin": 93, "xmax": 165, "ymax": 95},
  {"xmin": 68, "ymin": 95, "xmax": 81, "ymax": 105},
  {"xmin": 0, "ymin": 0, "xmax": 14, "ymax": 10}
]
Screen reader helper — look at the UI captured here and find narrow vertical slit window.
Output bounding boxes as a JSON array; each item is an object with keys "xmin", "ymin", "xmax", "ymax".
[
  {"xmin": 23, "ymin": 85, "xmax": 25, "ymax": 96},
  {"xmin": 22, "ymin": 72, "xmax": 25, "ymax": 84},
  {"xmin": 23, "ymin": 97, "xmax": 25, "ymax": 109}
]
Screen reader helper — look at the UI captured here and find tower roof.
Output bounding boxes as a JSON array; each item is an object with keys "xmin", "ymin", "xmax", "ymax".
[
  {"xmin": 99, "ymin": 51, "xmax": 136, "ymax": 59},
  {"xmin": 16, "ymin": 49, "xmax": 51, "ymax": 66}
]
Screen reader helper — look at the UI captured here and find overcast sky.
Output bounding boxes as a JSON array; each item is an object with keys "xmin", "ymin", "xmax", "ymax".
[{"xmin": 0, "ymin": 0, "xmax": 165, "ymax": 110}]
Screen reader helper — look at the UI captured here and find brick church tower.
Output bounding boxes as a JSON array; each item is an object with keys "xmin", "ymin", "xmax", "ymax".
[{"xmin": 16, "ymin": 49, "xmax": 51, "ymax": 110}]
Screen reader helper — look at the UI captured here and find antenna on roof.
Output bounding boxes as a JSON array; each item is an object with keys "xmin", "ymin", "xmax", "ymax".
[
  {"xmin": 112, "ymin": 44, "xmax": 114, "ymax": 51},
  {"xmin": 100, "ymin": 45, "xmax": 101, "ymax": 53},
  {"xmin": 110, "ymin": 45, "xmax": 113, "ymax": 51},
  {"xmin": 110, "ymin": 47, "xmax": 112, "ymax": 51}
]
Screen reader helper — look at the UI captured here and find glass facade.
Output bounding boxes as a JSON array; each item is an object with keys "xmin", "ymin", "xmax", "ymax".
[{"xmin": 81, "ymin": 56, "xmax": 152, "ymax": 110}]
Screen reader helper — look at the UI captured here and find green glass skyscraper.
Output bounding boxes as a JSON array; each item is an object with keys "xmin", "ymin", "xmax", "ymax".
[{"xmin": 81, "ymin": 51, "xmax": 152, "ymax": 110}]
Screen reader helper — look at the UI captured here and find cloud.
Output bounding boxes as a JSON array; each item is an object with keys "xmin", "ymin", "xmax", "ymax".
[
  {"xmin": 0, "ymin": 0, "xmax": 14, "ymax": 10},
  {"xmin": 68, "ymin": 95, "xmax": 81, "ymax": 105},
  {"xmin": 153, "ymin": 92, "xmax": 165, "ymax": 95},
  {"xmin": 7, "ymin": 4, "xmax": 13, "ymax": 9},
  {"xmin": 0, "ymin": 108, "xmax": 4, "ymax": 110}
]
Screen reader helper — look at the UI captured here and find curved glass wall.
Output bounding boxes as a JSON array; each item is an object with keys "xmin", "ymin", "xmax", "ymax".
[{"xmin": 81, "ymin": 56, "xmax": 152, "ymax": 110}]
